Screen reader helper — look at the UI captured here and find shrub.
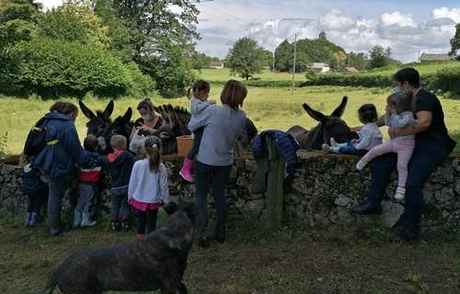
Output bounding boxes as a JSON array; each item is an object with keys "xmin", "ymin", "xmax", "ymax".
[{"xmin": 10, "ymin": 38, "xmax": 133, "ymax": 97}]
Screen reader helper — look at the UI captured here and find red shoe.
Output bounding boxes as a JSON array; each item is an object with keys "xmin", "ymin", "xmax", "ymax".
[{"xmin": 180, "ymin": 158, "xmax": 194, "ymax": 183}]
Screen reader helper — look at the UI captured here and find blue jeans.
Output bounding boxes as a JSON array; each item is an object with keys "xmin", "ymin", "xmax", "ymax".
[
  {"xmin": 366, "ymin": 142, "xmax": 448, "ymax": 228},
  {"xmin": 48, "ymin": 176, "xmax": 71, "ymax": 229}
]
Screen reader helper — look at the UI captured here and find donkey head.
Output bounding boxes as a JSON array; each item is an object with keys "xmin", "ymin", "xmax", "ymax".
[
  {"xmin": 79, "ymin": 100, "xmax": 114, "ymax": 139},
  {"xmin": 110, "ymin": 108, "xmax": 134, "ymax": 142},
  {"xmin": 301, "ymin": 96, "xmax": 356, "ymax": 150}
]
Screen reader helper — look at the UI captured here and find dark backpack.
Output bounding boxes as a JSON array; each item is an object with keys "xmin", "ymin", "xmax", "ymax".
[{"xmin": 23, "ymin": 117, "xmax": 50, "ymax": 157}]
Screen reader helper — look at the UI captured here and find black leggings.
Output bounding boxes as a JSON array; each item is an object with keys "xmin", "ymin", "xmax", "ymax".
[{"xmin": 135, "ymin": 209, "xmax": 158, "ymax": 235}]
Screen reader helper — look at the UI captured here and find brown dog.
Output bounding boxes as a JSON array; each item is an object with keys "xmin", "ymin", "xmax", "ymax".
[{"xmin": 44, "ymin": 203, "xmax": 194, "ymax": 294}]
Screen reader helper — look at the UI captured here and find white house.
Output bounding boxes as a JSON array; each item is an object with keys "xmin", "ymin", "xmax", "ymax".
[
  {"xmin": 208, "ymin": 61, "xmax": 224, "ymax": 69},
  {"xmin": 309, "ymin": 63, "xmax": 330, "ymax": 73}
]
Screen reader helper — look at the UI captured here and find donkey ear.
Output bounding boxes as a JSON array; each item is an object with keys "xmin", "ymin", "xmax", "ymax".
[
  {"xmin": 79, "ymin": 100, "xmax": 96, "ymax": 120},
  {"xmin": 330, "ymin": 96, "xmax": 348, "ymax": 118},
  {"xmin": 302, "ymin": 103, "xmax": 327, "ymax": 122},
  {"xmin": 122, "ymin": 107, "xmax": 133, "ymax": 123},
  {"xmin": 102, "ymin": 100, "xmax": 114, "ymax": 120}
]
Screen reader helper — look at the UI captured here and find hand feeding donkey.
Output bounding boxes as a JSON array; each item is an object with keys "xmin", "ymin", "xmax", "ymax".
[
  {"xmin": 287, "ymin": 96, "xmax": 357, "ymax": 150},
  {"xmin": 43, "ymin": 202, "xmax": 195, "ymax": 294}
]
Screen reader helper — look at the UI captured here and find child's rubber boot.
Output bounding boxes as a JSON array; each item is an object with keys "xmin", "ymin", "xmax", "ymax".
[{"xmin": 179, "ymin": 158, "xmax": 194, "ymax": 183}]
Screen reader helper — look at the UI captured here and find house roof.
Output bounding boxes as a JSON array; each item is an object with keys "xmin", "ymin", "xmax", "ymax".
[
  {"xmin": 309, "ymin": 63, "xmax": 329, "ymax": 68},
  {"xmin": 420, "ymin": 53, "xmax": 452, "ymax": 61}
]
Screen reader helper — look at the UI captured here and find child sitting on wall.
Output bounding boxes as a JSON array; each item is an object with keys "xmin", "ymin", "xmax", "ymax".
[{"xmin": 322, "ymin": 104, "xmax": 383, "ymax": 156}]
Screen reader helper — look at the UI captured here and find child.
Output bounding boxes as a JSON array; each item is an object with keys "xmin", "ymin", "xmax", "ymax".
[
  {"xmin": 107, "ymin": 135, "xmax": 135, "ymax": 232},
  {"xmin": 179, "ymin": 80, "xmax": 214, "ymax": 182},
  {"xmin": 356, "ymin": 92, "xmax": 416, "ymax": 200},
  {"xmin": 74, "ymin": 135, "xmax": 105, "ymax": 228},
  {"xmin": 128, "ymin": 136, "xmax": 170, "ymax": 240},
  {"xmin": 322, "ymin": 104, "xmax": 383, "ymax": 155},
  {"xmin": 22, "ymin": 162, "xmax": 48, "ymax": 226}
]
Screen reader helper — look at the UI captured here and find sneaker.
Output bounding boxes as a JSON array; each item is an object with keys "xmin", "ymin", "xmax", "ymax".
[
  {"xmin": 29, "ymin": 212, "xmax": 39, "ymax": 226},
  {"xmin": 394, "ymin": 187, "xmax": 406, "ymax": 201},
  {"xmin": 356, "ymin": 159, "xmax": 367, "ymax": 171},
  {"xmin": 330, "ymin": 137, "xmax": 338, "ymax": 148},
  {"xmin": 322, "ymin": 144, "xmax": 331, "ymax": 153},
  {"xmin": 111, "ymin": 221, "xmax": 120, "ymax": 232},
  {"xmin": 81, "ymin": 213, "xmax": 96, "ymax": 227},
  {"xmin": 121, "ymin": 221, "xmax": 130, "ymax": 232},
  {"xmin": 25, "ymin": 212, "xmax": 32, "ymax": 227},
  {"xmin": 179, "ymin": 158, "xmax": 194, "ymax": 183}
]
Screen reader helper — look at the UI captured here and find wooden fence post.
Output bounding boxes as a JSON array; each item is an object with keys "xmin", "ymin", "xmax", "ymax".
[{"xmin": 266, "ymin": 137, "xmax": 284, "ymax": 229}]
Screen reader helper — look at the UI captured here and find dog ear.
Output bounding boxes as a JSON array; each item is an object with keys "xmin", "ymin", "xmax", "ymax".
[
  {"xmin": 79, "ymin": 100, "xmax": 96, "ymax": 120},
  {"xmin": 330, "ymin": 96, "xmax": 348, "ymax": 118},
  {"xmin": 302, "ymin": 103, "xmax": 327, "ymax": 122}
]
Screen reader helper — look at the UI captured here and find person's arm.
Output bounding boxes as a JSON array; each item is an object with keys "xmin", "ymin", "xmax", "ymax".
[
  {"xmin": 159, "ymin": 164, "xmax": 170, "ymax": 204},
  {"xmin": 389, "ymin": 111, "xmax": 432, "ymax": 137},
  {"xmin": 128, "ymin": 163, "xmax": 138, "ymax": 200},
  {"xmin": 353, "ymin": 128, "xmax": 372, "ymax": 150},
  {"xmin": 64, "ymin": 126, "xmax": 82, "ymax": 165},
  {"xmin": 188, "ymin": 104, "xmax": 215, "ymax": 132}
]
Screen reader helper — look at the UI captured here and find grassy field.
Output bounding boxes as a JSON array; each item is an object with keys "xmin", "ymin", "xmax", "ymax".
[
  {"xmin": 1, "ymin": 85, "xmax": 460, "ymax": 154},
  {"xmin": 198, "ymin": 61, "xmax": 460, "ymax": 82},
  {"xmin": 2, "ymin": 219, "xmax": 460, "ymax": 293}
]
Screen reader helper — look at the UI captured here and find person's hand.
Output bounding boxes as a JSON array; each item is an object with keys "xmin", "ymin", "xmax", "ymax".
[
  {"xmin": 351, "ymin": 139, "xmax": 358, "ymax": 144},
  {"xmin": 388, "ymin": 127, "xmax": 399, "ymax": 138}
]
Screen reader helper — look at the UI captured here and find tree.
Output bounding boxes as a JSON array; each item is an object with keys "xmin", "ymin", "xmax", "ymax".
[
  {"xmin": 450, "ymin": 23, "xmax": 460, "ymax": 60},
  {"xmin": 226, "ymin": 37, "xmax": 265, "ymax": 80},
  {"xmin": 346, "ymin": 52, "xmax": 368, "ymax": 70},
  {"xmin": 368, "ymin": 46, "xmax": 389, "ymax": 69},
  {"xmin": 274, "ymin": 40, "xmax": 292, "ymax": 72}
]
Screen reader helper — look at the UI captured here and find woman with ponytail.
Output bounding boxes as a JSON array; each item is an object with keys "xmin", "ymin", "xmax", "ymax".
[{"xmin": 128, "ymin": 136, "xmax": 170, "ymax": 240}]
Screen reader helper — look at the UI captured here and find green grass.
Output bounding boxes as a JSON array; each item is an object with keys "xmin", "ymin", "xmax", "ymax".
[
  {"xmin": 1, "ymin": 85, "xmax": 460, "ymax": 154},
  {"xmin": 2, "ymin": 220, "xmax": 460, "ymax": 293}
]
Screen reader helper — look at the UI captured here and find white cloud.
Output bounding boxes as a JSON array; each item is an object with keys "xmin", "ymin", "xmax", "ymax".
[
  {"xmin": 380, "ymin": 11, "xmax": 416, "ymax": 27},
  {"xmin": 432, "ymin": 7, "xmax": 460, "ymax": 23},
  {"xmin": 319, "ymin": 10, "xmax": 355, "ymax": 31},
  {"xmin": 36, "ymin": 0, "xmax": 62, "ymax": 10}
]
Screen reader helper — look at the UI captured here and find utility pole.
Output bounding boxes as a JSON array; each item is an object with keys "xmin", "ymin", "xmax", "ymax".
[
  {"xmin": 291, "ymin": 33, "xmax": 297, "ymax": 95},
  {"xmin": 272, "ymin": 51, "xmax": 275, "ymax": 72}
]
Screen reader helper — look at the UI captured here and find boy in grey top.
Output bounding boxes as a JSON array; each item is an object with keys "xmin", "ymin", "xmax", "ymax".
[{"xmin": 357, "ymin": 92, "xmax": 416, "ymax": 200}]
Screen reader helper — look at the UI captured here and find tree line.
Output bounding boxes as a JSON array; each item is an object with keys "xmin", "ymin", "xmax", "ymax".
[{"xmin": 0, "ymin": 0, "xmax": 201, "ymax": 98}]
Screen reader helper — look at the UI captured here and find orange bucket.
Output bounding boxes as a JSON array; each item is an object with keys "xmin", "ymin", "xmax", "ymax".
[{"xmin": 176, "ymin": 135, "xmax": 194, "ymax": 157}]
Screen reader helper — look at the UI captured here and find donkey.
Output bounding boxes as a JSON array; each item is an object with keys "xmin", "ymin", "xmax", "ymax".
[
  {"xmin": 79, "ymin": 100, "xmax": 134, "ymax": 154},
  {"xmin": 287, "ymin": 96, "xmax": 357, "ymax": 150}
]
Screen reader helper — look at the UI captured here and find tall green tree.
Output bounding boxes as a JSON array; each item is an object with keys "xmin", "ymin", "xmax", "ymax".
[
  {"xmin": 450, "ymin": 23, "xmax": 460, "ymax": 60},
  {"xmin": 226, "ymin": 37, "xmax": 265, "ymax": 80},
  {"xmin": 274, "ymin": 40, "xmax": 292, "ymax": 72},
  {"xmin": 368, "ymin": 46, "xmax": 389, "ymax": 69}
]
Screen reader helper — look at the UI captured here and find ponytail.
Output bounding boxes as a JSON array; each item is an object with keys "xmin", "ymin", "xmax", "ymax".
[{"xmin": 144, "ymin": 136, "xmax": 161, "ymax": 172}]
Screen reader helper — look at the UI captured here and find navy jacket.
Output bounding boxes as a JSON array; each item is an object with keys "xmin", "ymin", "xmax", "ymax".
[
  {"xmin": 106, "ymin": 151, "xmax": 135, "ymax": 188},
  {"xmin": 32, "ymin": 112, "xmax": 82, "ymax": 179},
  {"xmin": 252, "ymin": 130, "xmax": 299, "ymax": 176}
]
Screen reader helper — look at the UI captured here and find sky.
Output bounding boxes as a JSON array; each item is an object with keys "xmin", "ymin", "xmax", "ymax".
[{"xmin": 37, "ymin": 0, "xmax": 460, "ymax": 62}]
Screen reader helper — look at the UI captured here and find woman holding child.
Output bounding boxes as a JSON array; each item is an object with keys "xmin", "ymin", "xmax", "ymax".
[
  {"xmin": 187, "ymin": 80, "xmax": 249, "ymax": 248},
  {"xmin": 352, "ymin": 68, "xmax": 456, "ymax": 241}
]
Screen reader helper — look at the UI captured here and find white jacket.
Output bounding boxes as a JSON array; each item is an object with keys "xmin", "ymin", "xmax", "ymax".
[{"xmin": 128, "ymin": 160, "xmax": 170, "ymax": 204}]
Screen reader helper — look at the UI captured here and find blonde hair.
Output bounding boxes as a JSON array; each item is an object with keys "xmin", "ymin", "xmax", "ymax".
[
  {"xmin": 144, "ymin": 137, "xmax": 161, "ymax": 172},
  {"xmin": 110, "ymin": 135, "xmax": 127, "ymax": 150},
  {"xmin": 220, "ymin": 80, "xmax": 247, "ymax": 109}
]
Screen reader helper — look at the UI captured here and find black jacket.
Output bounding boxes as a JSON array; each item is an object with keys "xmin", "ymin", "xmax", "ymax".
[{"xmin": 107, "ymin": 151, "xmax": 135, "ymax": 188}]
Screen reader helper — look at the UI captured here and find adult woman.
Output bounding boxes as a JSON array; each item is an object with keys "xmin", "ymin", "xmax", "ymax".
[
  {"xmin": 32, "ymin": 101, "xmax": 82, "ymax": 236},
  {"xmin": 188, "ymin": 80, "xmax": 248, "ymax": 247},
  {"xmin": 352, "ymin": 68, "xmax": 456, "ymax": 241},
  {"xmin": 129, "ymin": 98, "xmax": 163, "ymax": 156}
]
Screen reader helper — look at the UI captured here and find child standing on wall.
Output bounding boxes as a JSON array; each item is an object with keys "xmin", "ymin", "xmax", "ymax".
[
  {"xmin": 74, "ymin": 135, "xmax": 105, "ymax": 228},
  {"xmin": 106, "ymin": 135, "xmax": 135, "ymax": 232},
  {"xmin": 322, "ymin": 104, "xmax": 383, "ymax": 155},
  {"xmin": 128, "ymin": 136, "xmax": 170, "ymax": 240},
  {"xmin": 179, "ymin": 80, "xmax": 214, "ymax": 182},
  {"xmin": 356, "ymin": 92, "xmax": 416, "ymax": 200}
]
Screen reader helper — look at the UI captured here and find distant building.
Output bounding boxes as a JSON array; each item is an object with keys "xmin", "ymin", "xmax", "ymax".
[
  {"xmin": 208, "ymin": 61, "xmax": 224, "ymax": 69},
  {"xmin": 309, "ymin": 62, "xmax": 330, "ymax": 73},
  {"xmin": 419, "ymin": 53, "xmax": 453, "ymax": 62}
]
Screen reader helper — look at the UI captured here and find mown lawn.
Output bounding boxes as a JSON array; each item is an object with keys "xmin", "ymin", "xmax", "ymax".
[
  {"xmin": 1, "ymin": 219, "xmax": 460, "ymax": 294},
  {"xmin": 1, "ymin": 85, "xmax": 460, "ymax": 154}
]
